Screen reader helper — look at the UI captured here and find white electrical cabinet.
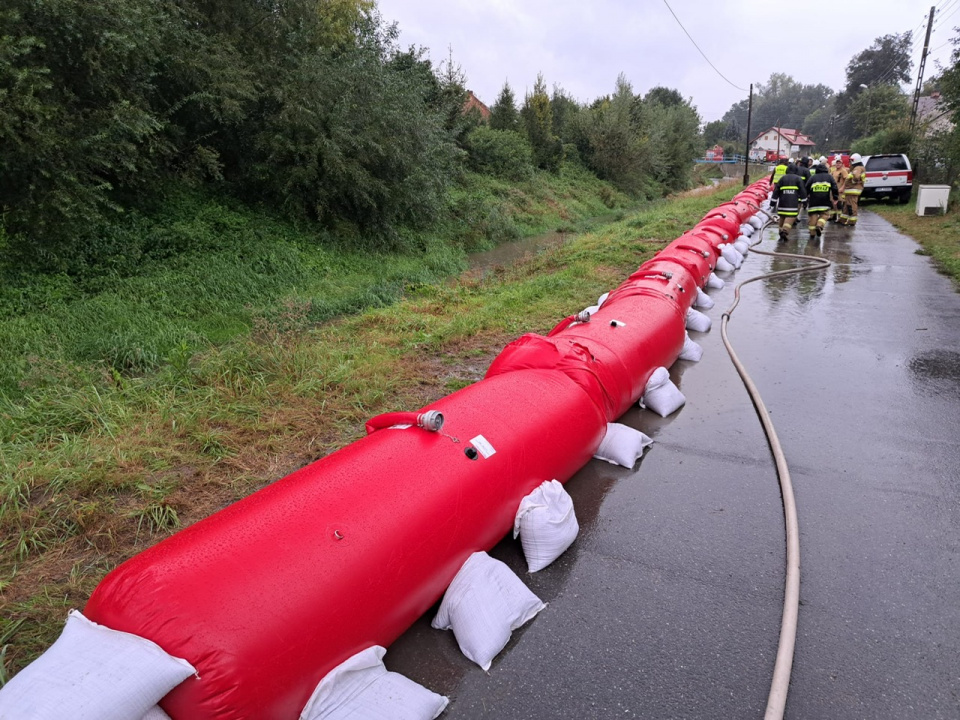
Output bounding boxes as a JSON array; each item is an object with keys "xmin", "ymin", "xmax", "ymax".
[{"xmin": 916, "ymin": 185, "xmax": 951, "ymax": 216}]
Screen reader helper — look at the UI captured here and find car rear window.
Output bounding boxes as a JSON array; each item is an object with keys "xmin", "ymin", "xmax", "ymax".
[{"xmin": 866, "ymin": 156, "xmax": 908, "ymax": 171}]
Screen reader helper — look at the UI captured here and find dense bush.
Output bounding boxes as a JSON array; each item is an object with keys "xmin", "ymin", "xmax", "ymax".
[
  {"xmin": 0, "ymin": 1, "xmax": 457, "ymax": 265},
  {"xmin": 464, "ymin": 127, "xmax": 534, "ymax": 181},
  {"xmin": 850, "ymin": 126, "xmax": 913, "ymax": 157}
]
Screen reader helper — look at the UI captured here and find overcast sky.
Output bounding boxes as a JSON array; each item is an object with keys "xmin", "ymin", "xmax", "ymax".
[{"xmin": 375, "ymin": 0, "xmax": 958, "ymax": 124}]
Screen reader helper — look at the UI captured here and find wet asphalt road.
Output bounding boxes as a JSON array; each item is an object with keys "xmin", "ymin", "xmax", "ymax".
[{"xmin": 386, "ymin": 209, "xmax": 960, "ymax": 719}]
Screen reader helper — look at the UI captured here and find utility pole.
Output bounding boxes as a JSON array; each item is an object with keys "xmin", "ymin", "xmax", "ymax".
[
  {"xmin": 743, "ymin": 83, "xmax": 753, "ymax": 186},
  {"xmin": 910, "ymin": 6, "xmax": 936, "ymax": 133}
]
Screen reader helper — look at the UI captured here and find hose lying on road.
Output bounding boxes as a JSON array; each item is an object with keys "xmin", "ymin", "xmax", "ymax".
[{"xmin": 720, "ymin": 217, "xmax": 831, "ymax": 720}]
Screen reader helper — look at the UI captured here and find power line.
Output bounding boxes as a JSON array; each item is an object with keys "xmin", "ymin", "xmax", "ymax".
[
  {"xmin": 935, "ymin": 1, "xmax": 960, "ymax": 29},
  {"xmin": 661, "ymin": 0, "xmax": 747, "ymax": 92}
]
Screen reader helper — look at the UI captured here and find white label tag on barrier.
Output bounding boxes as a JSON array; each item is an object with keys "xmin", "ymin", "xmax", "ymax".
[{"xmin": 470, "ymin": 435, "xmax": 496, "ymax": 459}]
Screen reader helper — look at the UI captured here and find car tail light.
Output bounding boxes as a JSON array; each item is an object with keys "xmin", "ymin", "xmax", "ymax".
[{"xmin": 907, "ymin": 171, "xmax": 914, "ymax": 183}]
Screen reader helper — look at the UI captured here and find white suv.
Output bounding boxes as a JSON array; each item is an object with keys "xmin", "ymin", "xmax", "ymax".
[{"xmin": 862, "ymin": 154, "xmax": 913, "ymax": 204}]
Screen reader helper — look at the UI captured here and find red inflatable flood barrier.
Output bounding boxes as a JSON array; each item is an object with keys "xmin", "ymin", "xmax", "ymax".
[
  {"xmin": 82, "ymin": 180, "xmax": 773, "ymax": 719},
  {"xmin": 86, "ymin": 368, "xmax": 606, "ymax": 719}
]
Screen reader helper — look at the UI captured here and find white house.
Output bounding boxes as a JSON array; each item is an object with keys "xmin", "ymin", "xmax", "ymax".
[{"xmin": 750, "ymin": 127, "xmax": 816, "ymax": 159}]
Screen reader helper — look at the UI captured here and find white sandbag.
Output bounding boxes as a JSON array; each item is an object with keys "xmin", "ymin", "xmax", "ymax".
[
  {"xmin": 685, "ymin": 307, "xmax": 712, "ymax": 333},
  {"xmin": 299, "ymin": 646, "xmax": 448, "ymax": 720},
  {"xmin": 715, "ymin": 255, "xmax": 735, "ymax": 273},
  {"xmin": 720, "ymin": 245, "xmax": 743, "ymax": 269},
  {"xmin": 513, "ymin": 480, "xmax": 579, "ymax": 572},
  {"xmin": 141, "ymin": 707, "xmax": 171, "ymax": 720},
  {"xmin": 582, "ymin": 289, "xmax": 611, "ymax": 317},
  {"xmin": 431, "ymin": 552, "xmax": 546, "ymax": 671},
  {"xmin": 593, "ymin": 422, "xmax": 653, "ymax": 468},
  {"xmin": 678, "ymin": 332, "xmax": 704, "ymax": 362},
  {"xmin": 739, "ymin": 223, "xmax": 754, "ymax": 237},
  {"xmin": 733, "ymin": 239, "xmax": 750, "ymax": 255},
  {"xmin": 640, "ymin": 367, "xmax": 686, "ymax": 417},
  {"xmin": 707, "ymin": 272, "xmax": 724, "ymax": 289},
  {"xmin": 0, "ymin": 610, "xmax": 195, "ymax": 720},
  {"xmin": 694, "ymin": 287, "xmax": 715, "ymax": 310},
  {"xmin": 749, "ymin": 214, "xmax": 765, "ymax": 229}
]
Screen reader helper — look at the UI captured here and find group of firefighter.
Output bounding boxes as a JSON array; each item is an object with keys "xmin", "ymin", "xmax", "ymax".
[{"xmin": 769, "ymin": 154, "xmax": 866, "ymax": 242}]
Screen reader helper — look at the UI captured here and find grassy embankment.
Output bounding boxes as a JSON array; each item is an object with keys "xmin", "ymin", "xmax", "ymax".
[
  {"xmin": 0, "ymin": 170, "xmax": 743, "ymax": 680},
  {"xmin": 869, "ymin": 198, "xmax": 960, "ymax": 287}
]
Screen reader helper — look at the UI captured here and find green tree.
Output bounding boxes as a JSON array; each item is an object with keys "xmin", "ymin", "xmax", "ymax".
[
  {"xmin": 521, "ymin": 73, "xmax": 562, "ymax": 172},
  {"xmin": 489, "ymin": 81, "xmax": 519, "ymax": 131},
  {"xmin": 644, "ymin": 86, "xmax": 685, "ymax": 107},
  {"xmin": 722, "ymin": 74, "xmax": 833, "ymax": 141},
  {"xmin": 702, "ymin": 120, "xmax": 729, "ymax": 148},
  {"xmin": 551, "ymin": 85, "xmax": 581, "ymax": 146},
  {"xmin": 250, "ymin": 16, "xmax": 457, "ymax": 244},
  {"xmin": 849, "ymin": 85, "xmax": 909, "ymax": 137},
  {"xmin": 844, "ymin": 32, "xmax": 913, "ymax": 95},
  {"xmin": 0, "ymin": 0, "xmax": 458, "ymax": 264},
  {"xmin": 577, "ymin": 75, "xmax": 649, "ymax": 194},
  {"xmin": 642, "ymin": 87, "xmax": 702, "ymax": 191}
]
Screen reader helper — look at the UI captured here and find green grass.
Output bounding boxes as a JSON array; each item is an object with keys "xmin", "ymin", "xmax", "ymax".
[
  {"xmin": 0, "ymin": 166, "xmax": 628, "ymax": 404},
  {"xmin": 0, "ymin": 174, "xmax": 740, "ymax": 680}
]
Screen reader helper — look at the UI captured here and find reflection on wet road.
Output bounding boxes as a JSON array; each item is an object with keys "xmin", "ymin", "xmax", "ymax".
[{"xmin": 386, "ymin": 210, "xmax": 960, "ymax": 719}]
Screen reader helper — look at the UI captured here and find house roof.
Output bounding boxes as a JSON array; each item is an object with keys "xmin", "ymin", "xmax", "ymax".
[
  {"xmin": 462, "ymin": 90, "xmax": 491, "ymax": 120},
  {"xmin": 752, "ymin": 126, "xmax": 815, "ymax": 146}
]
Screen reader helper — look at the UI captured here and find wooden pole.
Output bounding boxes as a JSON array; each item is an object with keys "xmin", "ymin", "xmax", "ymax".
[{"xmin": 743, "ymin": 83, "xmax": 753, "ymax": 186}]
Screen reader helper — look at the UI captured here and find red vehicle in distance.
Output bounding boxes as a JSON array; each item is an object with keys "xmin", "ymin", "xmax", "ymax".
[{"xmin": 827, "ymin": 149, "xmax": 851, "ymax": 167}]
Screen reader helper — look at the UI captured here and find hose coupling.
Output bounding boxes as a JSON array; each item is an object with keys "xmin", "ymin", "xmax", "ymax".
[{"xmin": 417, "ymin": 410, "xmax": 444, "ymax": 432}]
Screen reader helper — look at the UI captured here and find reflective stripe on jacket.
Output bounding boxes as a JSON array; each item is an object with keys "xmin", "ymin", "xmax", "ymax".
[{"xmin": 806, "ymin": 171, "xmax": 839, "ymax": 212}]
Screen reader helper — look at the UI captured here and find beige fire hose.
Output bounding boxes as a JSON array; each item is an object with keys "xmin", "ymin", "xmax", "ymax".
[{"xmin": 720, "ymin": 215, "xmax": 831, "ymax": 720}]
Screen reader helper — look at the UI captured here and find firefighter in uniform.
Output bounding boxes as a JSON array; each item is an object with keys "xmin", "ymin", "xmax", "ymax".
[
  {"xmin": 806, "ymin": 159, "xmax": 839, "ymax": 239},
  {"xmin": 838, "ymin": 153, "xmax": 866, "ymax": 226},
  {"xmin": 770, "ymin": 159, "xmax": 789, "ymax": 186},
  {"xmin": 829, "ymin": 156, "xmax": 845, "ymax": 222},
  {"xmin": 772, "ymin": 163, "xmax": 807, "ymax": 241}
]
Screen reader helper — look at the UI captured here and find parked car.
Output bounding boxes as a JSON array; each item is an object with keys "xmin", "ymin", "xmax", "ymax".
[{"xmin": 861, "ymin": 153, "xmax": 913, "ymax": 204}]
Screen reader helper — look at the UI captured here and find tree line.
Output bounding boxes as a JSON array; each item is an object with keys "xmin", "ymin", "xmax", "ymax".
[
  {"xmin": 0, "ymin": 0, "xmax": 704, "ymax": 274},
  {"xmin": 705, "ymin": 30, "xmax": 960, "ymax": 184}
]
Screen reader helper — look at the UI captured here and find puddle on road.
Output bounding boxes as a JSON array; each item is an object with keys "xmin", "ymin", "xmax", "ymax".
[{"xmin": 745, "ymin": 224, "xmax": 869, "ymax": 312}]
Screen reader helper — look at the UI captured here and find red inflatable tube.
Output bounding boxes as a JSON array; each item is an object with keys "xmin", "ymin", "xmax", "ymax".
[
  {"xmin": 651, "ymin": 243, "xmax": 718, "ymax": 286},
  {"xmin": 686, "ymin": 223, "xmax": 733, "ymax": 249},
  {"xmin": 699, "ymin": 211, "xmax": 741, "ymax": 239},
  {"xmin": 636, "ymin": 255, "xmax": 710, "ymax": 292},
  {"xmin": 553, "ymin": 287, "xmax": 687, "ymax": 419},
  {"xmin": 85, "ymin": 368, "xmax": 607, "ymax": 720},
  {"xmin": 365, "ymin": 411, "xmax": 423, "ymax": 434},
  {"xmin": 486, "ymin": 334, "xmax": 621, "ymax": 421},
  {"xmin": 546, "ymin": 313, "xmax": 587, "ymax": 337}
]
